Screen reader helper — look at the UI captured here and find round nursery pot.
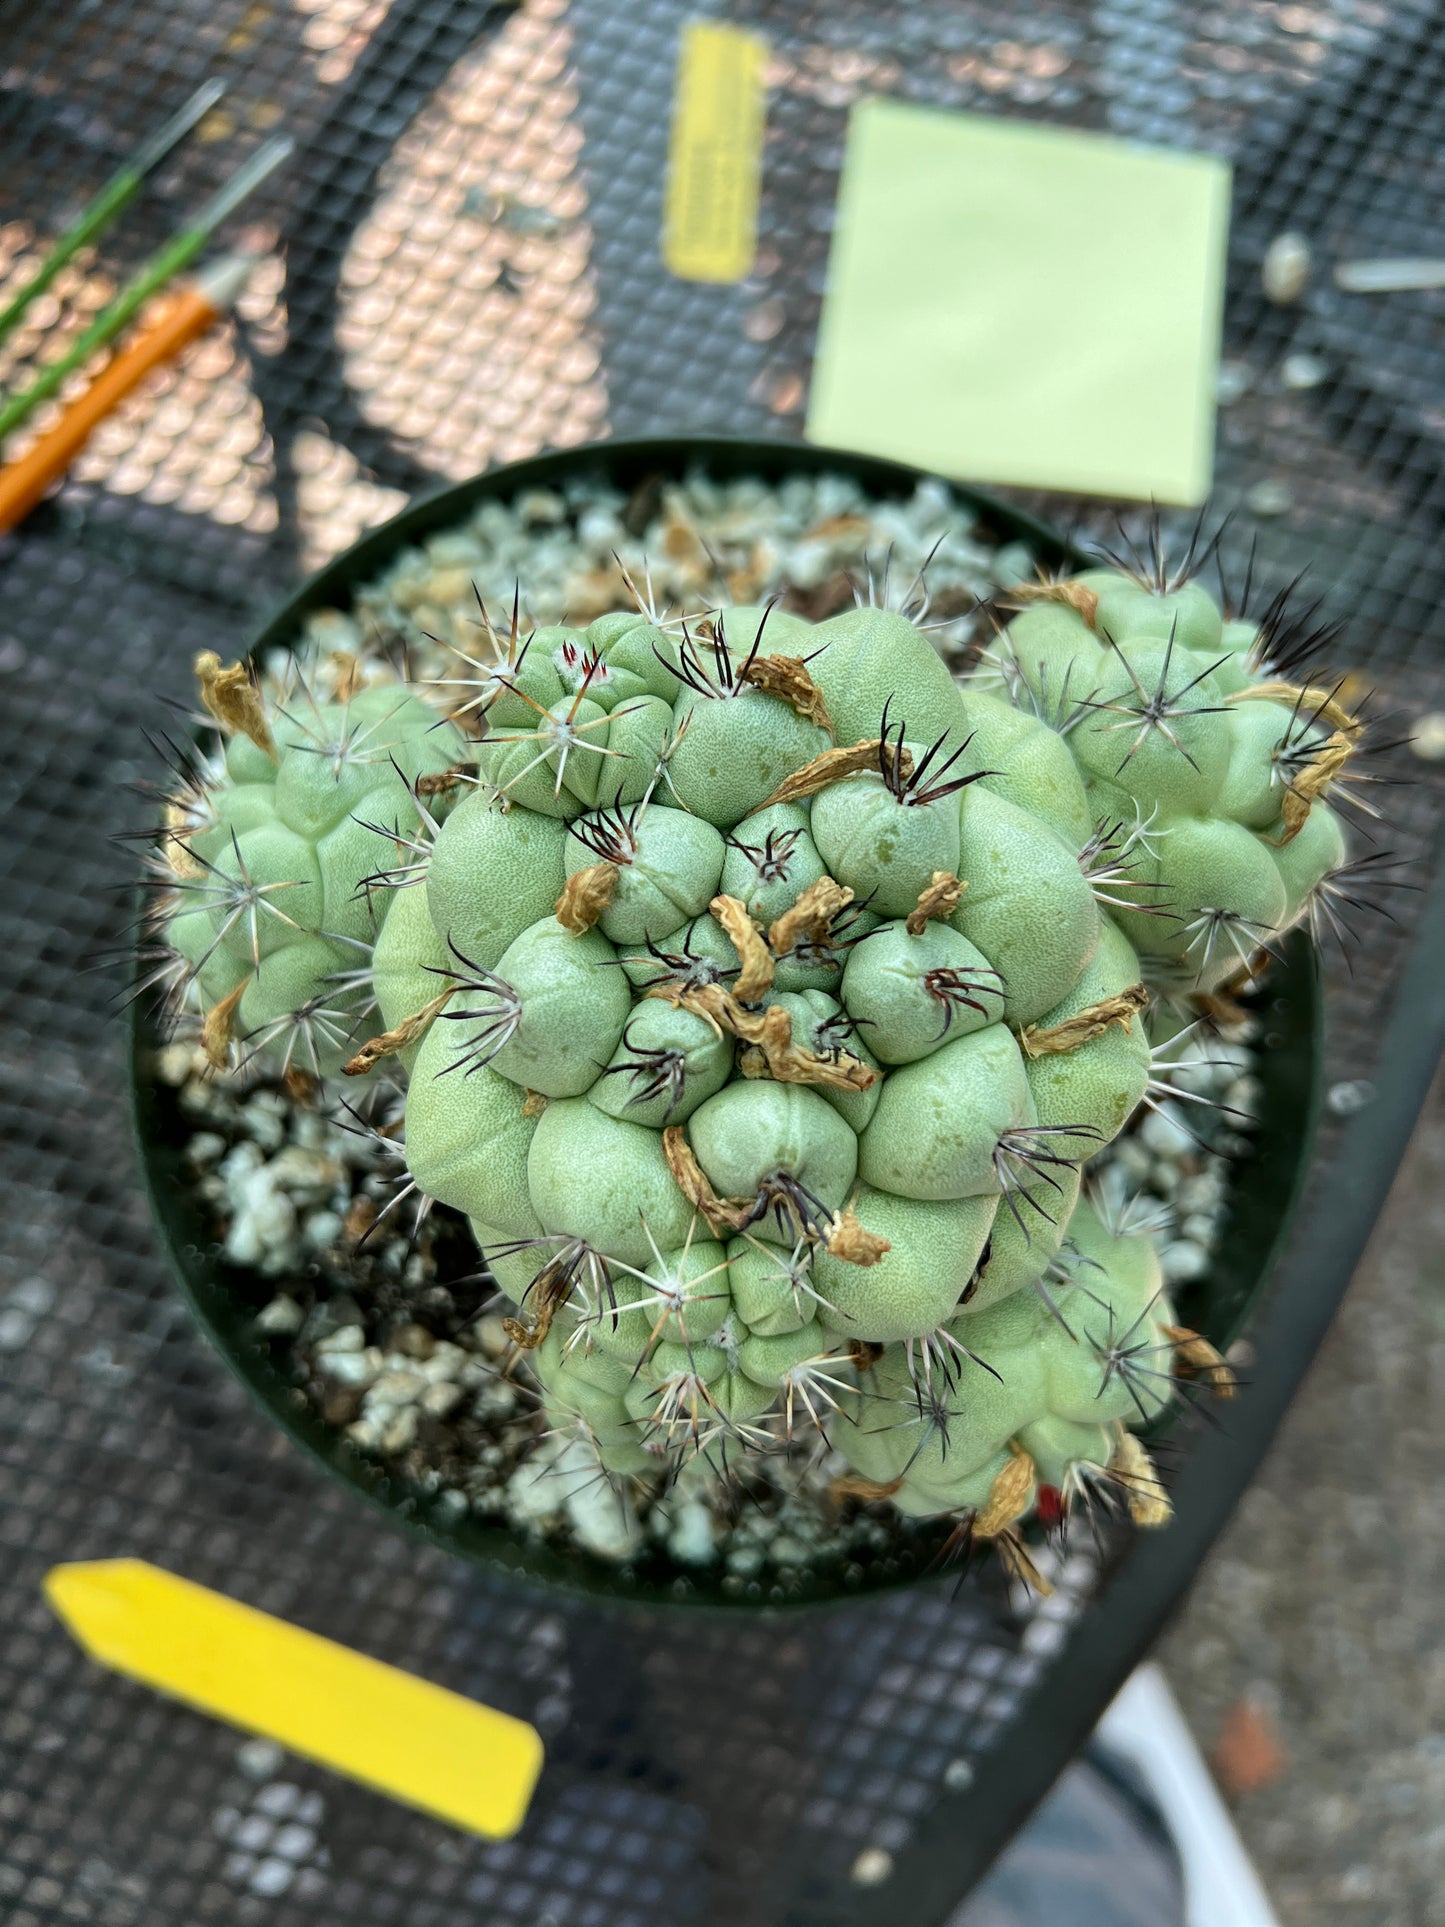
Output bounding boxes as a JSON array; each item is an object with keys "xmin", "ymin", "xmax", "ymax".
[{"xmin": 129, "ymin": 436, "xmax": 1323, "ymax": 1608}]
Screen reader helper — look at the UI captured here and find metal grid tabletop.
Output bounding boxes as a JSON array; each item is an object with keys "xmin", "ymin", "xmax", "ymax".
[{"xmin": 1, "ymin": 3, "xmax": 1442, "ymax": 1923}]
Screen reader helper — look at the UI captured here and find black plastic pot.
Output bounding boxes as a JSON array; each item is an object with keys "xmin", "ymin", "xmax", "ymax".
[{"xmin": 129, "ymin": 436, "xmax": 1322, "ymax": 1608}]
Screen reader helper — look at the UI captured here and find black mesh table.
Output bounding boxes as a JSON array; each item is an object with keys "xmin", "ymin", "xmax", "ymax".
[{"xmin": 1, "ymin": 4, "xmax": 1443, "ymax": 1923}]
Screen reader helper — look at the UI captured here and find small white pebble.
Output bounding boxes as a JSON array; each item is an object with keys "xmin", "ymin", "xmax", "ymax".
[
  {"xmin": 1215, "ymin": 359, "xmax": 1253, "ymax": 405},
  {"xmin": 1281, "ymin": 352, "xmax": 1327, "ymax": 390},
  {"xmin": 1224, "ymin": 1075, "xmax": 1261, "ymax": 1119},
  {"xmin": 254, "ymin": 1782, "xmax": 304, "ymax": 1818},
  {"xmin": 269, "ymin": 1822, "xmax": 316, "ymax": 1861},
  {"xmin": 1333, "ymin": 257, "xmax": 1445, "ymax": 294},
  {"xmin": 345, "ymin": 1417, "xmax": 383, "ymax": 1449},
  {"xmin": 255, "ymin": 1297, "xmax": 304, "ymax": 1337},
  {"xmin": 1116, "ymin": 1139, "xmax": 1154, "ymax": 1181},
  {"xmin": 419, "ymin": 1381, "xmax": 464, "ymax": 1419},
  {"xmin": 1140, "ymin": 1103, "xmax": 1195, "ymax": 1158},
  {"xmin": 233, "ymin": 1813, "xmax": 274, "ymax": 1851},
  {"xmin": 1245, "ymin": 479, "xmax": 1294, "ymax": 518},
  {"xmin": 784, "ymin": 539, "xmax": 836, "ymax": 590},
  {"xmin": 577, "ymin": 506, "xmax": 620, "ymax": 546},
  {"xmin": 943, "ymin": 1758, "xmax": 974, "ymax": 1791},
  {"xmin": 476, "ymin": 1315, "xmax": 512, "ymax": 1359},
  {"xmin": 315, "ymin": 1325, "xmax": 364, "ymax": 1355},
  {"xmin": 474, "ymin": 1377, "xmax": 517, "ymax": 1419},
  {"xmin": 507, "ymin": 1448, "xmax": 570, "ymax": 1525},
  {"xmin": 850, "ymin": 1848, "xmax": 894, "ymax": 1887},
  {"xmin": 1177, "ymin": 1171, "xmax": 1225, "ymax": 1211},
  {"xmin": 1409, "ymin": 713, "xmax": 1445, "ymax": 761},
  {"xmin": 319, "ymin": 1348, "xmax": 383, "ymax": 1388},
  {"xmin": 367, "ymin": 1369, "xmax": 427, "ymax": 1407},
  {"xmin": 185, "ymin": 1132, "xmax": 227, "ymax": 1167},
  {"xmin": 1262, "ymin": 232, "xmax": 1311, "ymax": 304},
  {"xmin": 379, "ymin": 1407, "xmax": 419, "ymax": 1453},
  {"xmin": 516, "ymin": 489, "xmax": 566, "ymax": 525},
  {"xmin": 417, "ymin": 1341, "xmax": 467, "ymax": 1381},
  {"xmin": 241, "ymin": 1096, "xmax": 288, "ymax": 1154},
  {"xmin": 1327, "ymin": 1078, "xmax": 1374, "ymax": 1116},
  {"xmin": 220, "ymin": 1141, "xmax": 264, "ymax": 1183},
  {"xmin": 564, "ymin": 1462, "xmax": 644, "ymax": 1561},
  {"xmin": 236, "ymin": 1738, "xmax": 284, "ymax": 1780},
  {"xmin": 155, "ymin": 1042, "xmax": 200, "ymax": 1085},
  {"xmin": 267, "ymin": 1148, "xmax": 341, "ymax": 1191},
  {"xmin": 248, "ymin": 1857, "xmax": 296, "ymax": 1899},
  {"xmin": 7, "ymin": 1276, "xmax": 55, "ymax": 1318},
  {"xmin": 304, "ymin": 1211, "xmax": 344, "ymax": 1251},
  {"xmin": 0, "ymin": 1307, "xmax": 35, "ymax": 1351},
  {"xmin": 667, "ymin": 1500, "xmax": 718, "ymax": 1567},
  {"xmin": 1162, "ymin": 1241, "xmax": 1210, "ymax": 1284}
]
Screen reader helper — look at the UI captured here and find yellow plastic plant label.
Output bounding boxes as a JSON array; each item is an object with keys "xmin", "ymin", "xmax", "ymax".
[
  {"xmin": 663, "ymin": 21, "xmax": 769, "ymax": 284},
  {"xmin": 45, "ymin": 1560, "xmax": 543, "ymax": 1839},
  {"xmin": 807, "ymin": 100, "xmax": 1231, "ymax": 504}
]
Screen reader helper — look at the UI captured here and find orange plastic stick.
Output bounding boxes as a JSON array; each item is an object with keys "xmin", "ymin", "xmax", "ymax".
[{"xmin": 0, "ymin": 261, "xmax": 241, "ymax": 537}]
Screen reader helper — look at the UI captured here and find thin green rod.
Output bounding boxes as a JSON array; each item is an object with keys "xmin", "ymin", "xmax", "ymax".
[
  {"xmin": 0, "ymin": 79, "xmax": 226, "ymax": 353},
  {"xmin": 0, "ymin": 135, "xmax": 292, "ymax": 446}
]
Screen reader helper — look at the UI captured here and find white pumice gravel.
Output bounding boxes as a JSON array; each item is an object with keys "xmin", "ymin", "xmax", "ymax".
[{"xmin": 155, "ymin": 468, "xmax": 1264, "ymax": 1586}]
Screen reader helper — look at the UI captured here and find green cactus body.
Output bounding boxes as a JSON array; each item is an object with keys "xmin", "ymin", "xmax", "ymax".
[
  {"xmin": 811, "ymin": 763, "xmax": 962, "ymax": 918},
  {"xmin": 565, "ymin": 804, "xmax": 726, "ymax": 945},
  {"xmin": 807, "ymin": 606, "xmax": 969, "ymax": 747},
  {"xmin": 372, "ymin": 881, "xmax": 449, "ymax": 1074},
  {"xmin": 955, "ymin": 689, "xmax": 1094, "ymax": 846},
  {"xmin": 961, "ymin": 1163, "xmax": 1081, "ymax": 1314},
  {"xmin": 812, "ymin": 1187, "xmax": 997, "ymax": 1341},
  {"xmin": 950, "ymin": 786, "xmax": 1100, "ymax": 1024},
  {"xmin": 840, "ymin": 919, "xmax": 1003, "ymax": 1065},
  {"xmin": 666, "ymin": 684, "xmax": 830, "ymax": 828},
  {"xmin": 427, "ymin": 788, "xmax": 569, "ymax": 969},
  {"xmin": 588, "ymin": 999, "xmax": 735, "ymax": 1126},
  {"xmin": 720, "ymin": 803, "xmax": 827, "ymax": 923},
  {"xmin": 164, "ymin": 671, "xmax": 465, "ymax": 1075},
  {"xmin": 858, "ymin": 1024, "xmax": 1033, "ymax": 1199},
  {"xmin": 474, "ymin": 917, "xmax": 629, "ymax": 1098},
  {"xmin": 999, "ymin": 563, "xmax": 1352, "ymax": 998},
  {"xmin": 1021, "ymin": 917, "xmax": 1150, "ymax": 1149},
  {"xmin": 152, "ymin": 537, "xmax": 1352, "ymax": 1550}
]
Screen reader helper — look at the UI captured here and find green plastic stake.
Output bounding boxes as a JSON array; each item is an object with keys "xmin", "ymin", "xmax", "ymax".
[
  {"xmin": 0, "ymin": 79, "xmax": 226, "ymax": 354},
  {"xmin": 0, "ymin": 133, "xmax": 292, "ymax": 446}
]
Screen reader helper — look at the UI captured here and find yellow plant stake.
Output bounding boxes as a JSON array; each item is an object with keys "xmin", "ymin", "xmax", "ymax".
[
  {"xmin": 662, "ymin": 23, "xmax": 769, "ymax": 283},
  {"xmin": 45, "ymin": 1560, "xmax": 543, "ymax": 1839}
]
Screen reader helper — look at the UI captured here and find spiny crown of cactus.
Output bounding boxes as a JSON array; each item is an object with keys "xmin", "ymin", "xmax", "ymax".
[
  {"xmin": 145, "ymin": 650, "xmax": 467, "ymax": 1078},
  {"xmin": 142, "ymin": 526, "xmax": 1369, "ymax": 1579}
]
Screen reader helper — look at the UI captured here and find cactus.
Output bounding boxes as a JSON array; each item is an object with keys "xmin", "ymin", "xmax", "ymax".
[
  {"xmin": 143, "ymin": 651, "xmax": 467, "ymax": 1079},
  {"xmin": 143, "ymin": 526, "xmax": 1366, "ymax": 1580},
  {"xmin": 987, "ymin": 528, "xmax": 1360, "ymax": 999}
]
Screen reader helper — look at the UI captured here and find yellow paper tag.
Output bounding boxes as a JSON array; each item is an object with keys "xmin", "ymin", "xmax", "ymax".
[
  {"xmin": 46, "ymin": 1560, "xmax": 543, "ymax": 1840},
  {"xmin": 663, "ymin": 22, "xmax": 768, "ymax": 284}
]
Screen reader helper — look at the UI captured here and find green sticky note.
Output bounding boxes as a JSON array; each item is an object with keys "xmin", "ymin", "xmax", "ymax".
[{"xmin": 807, "ymin": 101, "xmax": 1231, "ymax": 504}]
